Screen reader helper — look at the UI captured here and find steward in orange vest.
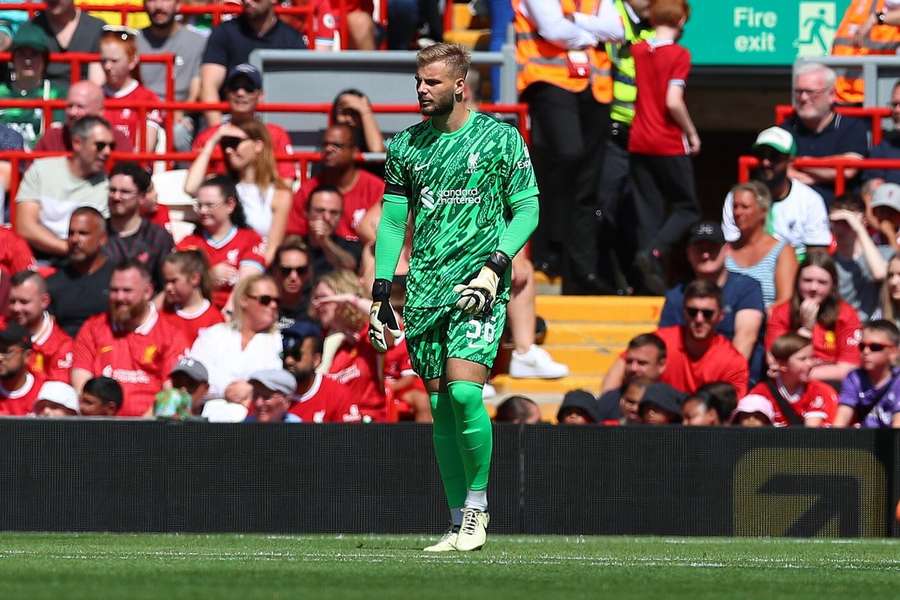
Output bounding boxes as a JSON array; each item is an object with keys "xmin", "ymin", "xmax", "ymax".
[{"xmin": 831, "ymin": 0, "xmax": 900, "ymax": 104}]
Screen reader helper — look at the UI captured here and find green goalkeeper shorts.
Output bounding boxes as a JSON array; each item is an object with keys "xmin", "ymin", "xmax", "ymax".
[{"xmin": 403, "ymin": 302, "xmax": 508, "ymax": 382}]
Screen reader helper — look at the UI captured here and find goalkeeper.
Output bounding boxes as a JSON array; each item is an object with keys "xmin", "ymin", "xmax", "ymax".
[{"xmin": 370, "ymin": 42, "xmax": 538, "ymax": 553}]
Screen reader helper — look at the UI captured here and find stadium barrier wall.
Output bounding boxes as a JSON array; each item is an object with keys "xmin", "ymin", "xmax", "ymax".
[
  {"xmin": 0, "ymin": 420, "xmax": 897, "ymax": 538},
  {"xmin": 736, "ymin": 155, "xmax": 900, "ymax": 195}
]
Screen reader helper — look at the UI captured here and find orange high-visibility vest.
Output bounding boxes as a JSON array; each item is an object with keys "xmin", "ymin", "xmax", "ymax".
[
  {"xmin": 513, "ymin": 0, "xmax": 612, "ymax": 104},
  {"xmin": 831, "ymin": 0, "xmax": 900, "ymax": 104}
]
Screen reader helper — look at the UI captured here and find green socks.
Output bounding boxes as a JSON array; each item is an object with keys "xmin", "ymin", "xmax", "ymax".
[{"xmin": 430, "ymin": 392, "xmax": 467, "ymax": 509}]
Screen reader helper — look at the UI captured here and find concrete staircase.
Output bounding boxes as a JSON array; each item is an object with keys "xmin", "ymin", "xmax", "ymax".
[{"xmin": 491, "ymin": 296, "xmax": 665, "ymax": 408}]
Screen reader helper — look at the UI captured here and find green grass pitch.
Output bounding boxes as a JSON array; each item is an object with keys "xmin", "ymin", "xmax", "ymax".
[{"xmin": 0, "ymin": 533, "xmax": 898, "ymax": 599}]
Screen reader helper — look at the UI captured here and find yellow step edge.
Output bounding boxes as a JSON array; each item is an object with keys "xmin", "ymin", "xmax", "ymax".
[
  {"xmin": 535, "ymin": 295, "xmax": 665, "ymax": 323},
  {"xmin": 452, "ymin": 3, "xmax": 473, "ymax": 30},
  {"xmin": 531, "ymin": 346, "xmax": 618, "ymax": 375},
  {"xmin": 443, "ymin": 29, "xmax": 489, "ymax": 50},
  {"xmin": 542, "ymin": 322, "xmax": 659, "ymax": 346},
  {"xmin": 492, "ymin": 374, "xmax": 602, "ymax": 395}
]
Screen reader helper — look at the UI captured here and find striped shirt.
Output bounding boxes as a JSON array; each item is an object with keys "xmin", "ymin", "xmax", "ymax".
[{"xmin": 725, "ymin": 239, "xmax": 786, "ymax": 307}]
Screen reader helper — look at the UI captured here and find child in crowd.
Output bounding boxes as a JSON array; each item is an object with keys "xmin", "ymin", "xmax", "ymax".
[
  {"xmin": 79, "ymin": 376, "xmax": 123, "ymax": 417},
  {"xmin": 155, "ymin": 357, "xmax": 210, "ymax": 418},
  {"xmin": 749, "ymin": 333, "xmax": 837, "ymax": 427},
  {"xmin": 730, "ymin": 394, "xmax": 775, "ymax": 427},
  {"xmin": 834, "ymin": 320, "xmax": 900, "ymax": 428},
  {"xmin": 99, "ymin": 26, "xmax": 163, "ymax": 151},
  {"xmin": 33, "ymin": 381, "xmax": 79, "ymax": 417},
  {"xmin": 628, "ymin": 0, "xmax": 700, "ymax": 294},
  {"xmin": 637, "ymin": 383, "xmax": 684, "ymax": 425},
  {"xmin": 161, "ymin": 250, "xmax": 224, "ymax": 344},
  {"xmin": 176, "ymin": 176, "xmax": 267, "ymax": 311},
  {"xmin": 556, "ymin": 390, "xmax": 602, "ymax": 425}
]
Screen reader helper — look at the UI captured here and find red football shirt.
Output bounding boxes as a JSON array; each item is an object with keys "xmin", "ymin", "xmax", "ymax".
[
  {"xmin": 144, "ymin": 204, "xmax": 171, "ymax": 229},
  {"xmin": 0, "ymin": 372, "xmax": 44, "ymax": 416},
  {"xmin": 72, "ymin": 306, "xmax": 189, "ymax": 416},
  {"xmin": 34, "ymin": 122, "xmax": 134, "ymax": 153},
  {"xmin": 176, "ymin": 227, "xmax": 267, "ymax": 309},
  {"xmin": 162, "ymin": 300, "xmax": 225, "ymax": 345},
  {"xmin": 655, "ymin": 325, "xmax": 749, "ymax": 397},
  {"xmin": 0, "ymin": 226, "xmax": 36, "ymax": 275},
  {"xmin": 288, "ymin": 373, "xmax": 361, "ymax": 423},
  {"xmin": 103, "ymin": 81, "xmax": 163, "ymax": 149},
  {"xmin": 29, "ymin": 313, "xmax": 74, "ymax": 382},
  {"xmin": 286, "ymin": 170, "xmax": 385, "ymax": 241},
  {"xmin": 628, "ymin": 40, "xmax": 691, "ymax": 156},
  {"xmin": 193, "ymin": 122, "xmax": 296, "ymax": 180},
  {"xmin": 327, "ymin": 326, "xmax": 386, "ymax": 421},
  {"xmin": 765, "ymin": 301, "xmax": 862, "ymax": 366},
  {"xmin": 749, "ymin": 379, "xmax": 838, "ymax": 427}
]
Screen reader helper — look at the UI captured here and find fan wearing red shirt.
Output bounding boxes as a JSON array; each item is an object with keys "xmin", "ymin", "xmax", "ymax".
[
  {"xmin": 653, "ymin": 280, "xmax": 749, "ymax": 396},
  {"xmin": 627, "ymin": 0, "xmax": 701, "ymax": 294},
  {"xmin": 765, "ymin": 252, "xmax": 861, "ymax": 383},
  {"xmin": 0, "ymin": 226, "xmax": 36, "ymax": 309},
  {"xmin": 286, "ymin": 124, "xmax": 384, "ymax": 241},
  {"xmin": 160, "ymin": 250, "xmax": 225, "ymax": 344},
  {"xmin": 283, "ymin": 331, "xmax": 361, "ymax": 423},
  {"xmin": 192, "ymin": 64, "xmax": 296, "ymax": 181},
  {"xmin": 0, "ymin": 321, "xmax": 44, "ymax": 416},
  {"xmin": 72, "ymin": 261, "xmax": 189, "ymax": 417},
  {"xmin": 100, "ymin": 29, "xmax": 163, "ymax": 151},
  {"xmin": 6, "ymin": 271, "xmax": 73, "ymax": 382},
  {"xmin": 176, "ymin": 176, "xmax": 267, "ymax": 310},
  {"xmin": 750, "ymin": 333, "xmax": 837, "ymax": 427},
  {"xmin": 384, "ymin": 333, "xmax": 430, "ymax": 422},
  {"xmin": 311, "ymin": 271, "xmax": 387, "ymax": 421}
]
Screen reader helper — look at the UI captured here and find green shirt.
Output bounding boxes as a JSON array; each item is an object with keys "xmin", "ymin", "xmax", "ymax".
[
  {"xmin": 0, "ymin": 81, "xmax": 64, "ymax": 149},
  {"xmin": 383, "ymin": 110, "xmax": 538, "ymax": 309}
]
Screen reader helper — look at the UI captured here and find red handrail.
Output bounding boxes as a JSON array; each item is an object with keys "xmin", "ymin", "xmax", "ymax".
[
  {"xmin": 0, "ymin": 99, "xmax": 532, "ymax": 152},
  {"xmin": 738, "ymin": 155, "xmax": 900, "ymax": 195},
  {"xmin": 774, "ymin": 104, "xmax": 887, "ymax": 146}
]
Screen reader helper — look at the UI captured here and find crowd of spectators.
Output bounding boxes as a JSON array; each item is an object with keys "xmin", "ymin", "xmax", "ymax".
[{"xmin": 1, "ymin": 0, "xmax": 900, "ymax": 429}]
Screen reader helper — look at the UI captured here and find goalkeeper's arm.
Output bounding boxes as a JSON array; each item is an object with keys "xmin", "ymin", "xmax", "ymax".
[
  {"xmin": 455, "ymin": 194, "xmax": 539, "ymax": 314},
  {"xmin": 369, "ymin": 196, "xmax": 409, "ymax": 351}
]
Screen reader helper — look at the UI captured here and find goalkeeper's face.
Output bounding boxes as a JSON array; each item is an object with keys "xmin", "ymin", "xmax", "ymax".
[{"xmin": 415, "ymin": 61, "xmax": 462, "ymax": 117}]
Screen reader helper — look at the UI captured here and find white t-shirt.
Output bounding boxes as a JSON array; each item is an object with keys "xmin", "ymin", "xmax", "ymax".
[
  {"xmin": 722, "ymin": 179, "xmax": 831, "ymax": 254},
  {"xmin": 16, "ymin": 156, "xmax": 108, "ymax": 240},
  {"xmin": 189, "ymin": 322, "xmax": 283, "ymax": 399},
  {"xmin": 235, "ymin": 182, "xmax": 273, "ymax": 240}
]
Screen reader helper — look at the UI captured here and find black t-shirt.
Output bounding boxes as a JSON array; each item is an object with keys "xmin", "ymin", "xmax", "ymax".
[
  {"xmin": 307, "ymin": 235, "xmax": 362, "ymax": 278},
  {"xmin": 104, "ymin": 219, "xmax": 174, "ymax": 292},
  {"xmin": 779, "ymin": 113, "xmax": 869, "ymax": 204},
  {"xmin": 32, "ymin": 12, "xmax": 105, "ymax": 91},
  {"xmin": 865, "ymin": 131, "xmax": 900, "ymax": 185},
  {"xmin": 201, "ymin": 17, "xmax": 306, "ymax": 72},
  {"xmin": 47, "ymin": 259, "xmax": 114, "ymax": 337}
]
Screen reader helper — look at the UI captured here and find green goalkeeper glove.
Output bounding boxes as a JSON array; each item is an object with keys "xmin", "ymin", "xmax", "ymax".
[
  {"xmin": 369, "ymin": 278, "xmax": 401, "ymax": 353},
  {"xmin": 454, "ymin": 251, "xmax": 511, "ymax": 315}
]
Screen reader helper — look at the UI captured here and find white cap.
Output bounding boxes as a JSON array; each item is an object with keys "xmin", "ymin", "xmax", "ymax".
[
  {"xmin": 730, "ymin": 394, "xmax": 775, "ymax": 424},
  {"xmin": 753, "ymin": 127, "xmax": 796, "ymax": 156},
  {"xmin": 36, "ymin": 381, "xmax": 79, "ymax": 413}
]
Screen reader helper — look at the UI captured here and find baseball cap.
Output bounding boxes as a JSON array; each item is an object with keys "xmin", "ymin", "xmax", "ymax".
[
  {"xmin": 0, "ymin": 322, "xmax": 31, "ymax": 349},
  {"xmin": 688, "ymin": 221, "xmax": 725, "ymax": 246},
  {"xmin": 248, "ymin": 369, "xmax": 296, "ymax": 395},
  {"xmin": 729, "ymin": 394, "xmax": 775, "ymax": 424},
  {"xmin": 225, "ymin": 64, "xmax": 262, "ymax": 91},
  {"xmin": 170, "ymin": 357, "xmax": 209, "ymax": 382},
  {"xmin": 752, "ymin": 126, "xmax": 796, "ymax": 157},
  {"xmin": 37, "ymin": 381, "xmax": 80, "ymax": 413},
  {"xmin": 638, "ymin": 383, "xmax": 685, "ymax": 417},
  {"xmin": 871, "ymin": 183, "xmax": 900, "ymax": 213},
  {"xmin": 12, "ymin": 23, "xmax": 50, "ymax": 54},
  {"xmin": 281, "ymin": 320, "xmax": 322, "ymax": 357}
]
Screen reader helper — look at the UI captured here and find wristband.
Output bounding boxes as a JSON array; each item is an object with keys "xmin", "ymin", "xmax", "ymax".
[
  {"xmin": 878, "ymin": 11, "xmax": 887, "ymax": 24},
  {"xmin": 484, "ymin": 251, "xmax": 511, "ymax": 277},
  {"xmin": 372, "ymin": 278, "xmax": 392, "ymax": 302}
]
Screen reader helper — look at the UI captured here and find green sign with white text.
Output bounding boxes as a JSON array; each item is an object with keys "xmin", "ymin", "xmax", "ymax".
[{"xmin": 681, "ymin": 0, "xmax": 853, "ymax": 65}]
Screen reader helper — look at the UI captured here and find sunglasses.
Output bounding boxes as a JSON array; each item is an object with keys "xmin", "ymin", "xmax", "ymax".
[
  {"xmin": 685, "ymin": 307, "xmax": 716, "ymax": 320},
  {"xmin": 859, "ymin": 342, "xmax": 895, "ymax": 352},
  {"xmin": 219, "ymin": 136, "xmax": 247, "ymax": 152},
  {"xmin": 95, "ymin": 141, "xmax": 115, "ymax": 152},
  {"xmin": 227, "ymin": 80, "xmax": 258, "ymax": 94},
  {"xmin": 278, "ymin": 264, "xmax": 309, "ymax": 277},
  {"xmin": 248, "ymin": 294, "xmax": 280, "ymax": 308}
]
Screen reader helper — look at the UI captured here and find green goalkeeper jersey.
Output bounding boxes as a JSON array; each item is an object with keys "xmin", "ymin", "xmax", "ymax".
[{"xmin": 383, "ymin": 110, "xmax": 538, "ymax": 310}]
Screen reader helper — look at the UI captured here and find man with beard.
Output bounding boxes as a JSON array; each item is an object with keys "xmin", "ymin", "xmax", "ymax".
[
  {"xmin": 199, "ymin": 0, "xmax": 305, "ymax": 128},
  {"xmin": 6, "ymin": 270, "xmax": 73, "ymax": 382},
  {"xmin": 369, "ymin": 43, "xmax": 539, "ymax": 551},
  {"xmin": 722, "ymin": 127, "xmax": 831, "ymax": 261},
  {"xmin": 0, "ymin": 321, "xmax": 43, "ymax": 416},
  {"xmin": 138, "ymin": 0, "xmax": 206, "ymax": 151},
  {"xmin": 46, "ymin": 207, "xmax": 113, "ymax": 337},
  {"xmin": 281, "ymin": 323, "xmax": 360, "ymax": 423},
  {"xmin": 71, "ymin": 260, "xmax": 189, "ymax": 417}
]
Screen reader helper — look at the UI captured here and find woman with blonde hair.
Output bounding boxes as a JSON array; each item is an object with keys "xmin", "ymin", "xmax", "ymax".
[
  {"xmin": 875, "ymin": 253, "xmax": 900, "ymax": 328},
  {"xmin": 185, "ymin": 118, "xmax": 291, "ymax": 263},
  {"xmin": 189, "ymin": 272, "xmax": 283, "ymax": 399}
]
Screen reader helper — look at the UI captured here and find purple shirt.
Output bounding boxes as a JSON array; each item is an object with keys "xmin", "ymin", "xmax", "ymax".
[{"xmin": 839, "ymin": 368, "xmax": 900, "ymax": 428}]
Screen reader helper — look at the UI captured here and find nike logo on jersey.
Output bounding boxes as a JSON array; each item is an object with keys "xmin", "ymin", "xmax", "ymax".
[{"xmin": 414, "ymin": 163, "xmax": 430, "ymax": 171}]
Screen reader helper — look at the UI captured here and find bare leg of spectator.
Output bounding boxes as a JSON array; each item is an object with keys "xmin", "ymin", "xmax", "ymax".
[
  {"xmin": 507, "ymin": 250, "xmax": 569, "ymax": 379},
  {"xmin": 347, "ymin": 10, "xmax": 377, "ymax": 49}
]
